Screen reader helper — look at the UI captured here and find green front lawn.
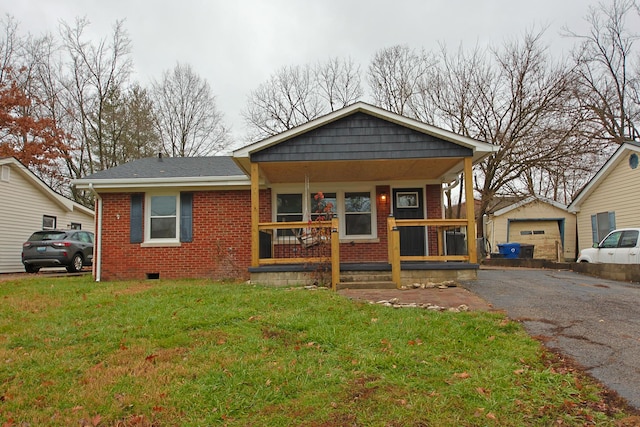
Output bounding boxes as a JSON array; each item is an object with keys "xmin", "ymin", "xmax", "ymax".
[{"xmin": 0, "ymin": 276, "xmax": 634, "ymax": 426}]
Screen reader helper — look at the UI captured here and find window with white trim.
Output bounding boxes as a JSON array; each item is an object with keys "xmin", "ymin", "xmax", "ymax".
[
  {"xmin": 311, "ymin": 192, "xmax": 336, "ymax": 221},
  {"xmin": 131, "ymin": 192, "xmax": 192, "ymax": 245},
  {"xmin": 276, "ymin": 194, "xmax": 303, "ymax": 223},
  {"xmin": 274, "ymin": 189, "xmax": 376, "ymax": 239},
  {"xmin": 344, "ymin": 192, "xmax": 372, "ymax": 236},
  {"xmin": 146, "ymin": 193, "xmax": 179, "ymax": 241},
  {"xmin": 276, "ymin": 194, "xmax": 302, "ymax": 237},
  {"xmin": 43, "ymin": 215, "xmax": 56, "ymax": 230}
]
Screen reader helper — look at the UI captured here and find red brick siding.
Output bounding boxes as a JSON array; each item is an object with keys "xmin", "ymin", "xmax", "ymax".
[
  {"xmin": 426, "ymin": 184, "xmax": 443, "ymax": 255},
  {"xmin": 99, "ymin": 189, "xmax": 271, "ymax": 281},
  {"xmin": 97, "ymin": 185, "xmax": 444, "ymax": 280}
]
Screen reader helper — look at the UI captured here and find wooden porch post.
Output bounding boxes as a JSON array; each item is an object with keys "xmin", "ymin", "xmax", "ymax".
[
  {"xmin": 464, "ymin": 157, "xmax": 478, "ymax": 263},
  {"xmin": 387, "ymin": 216, "xmax": 396, "ymax": 262},
  {"xmin": 251, "ymin": 162, "xmax": 260, "ymax": 267},
  {"xmin": 331, "ymin": 216, "xmax": 340, "ymax": 291},
  {"xmin": 391, "ymin": 226, "xmax": 401, "ymax": 288}
]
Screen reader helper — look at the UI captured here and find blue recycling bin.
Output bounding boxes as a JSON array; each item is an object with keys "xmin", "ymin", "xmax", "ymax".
[{"xmin": 498, "ymin": 242, "xmax": 521, "ymax": 259}]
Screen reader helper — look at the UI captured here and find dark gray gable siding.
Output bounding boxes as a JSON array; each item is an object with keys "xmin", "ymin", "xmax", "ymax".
[{"xmin": 250, "ymin": 112, "xmax": 472, "ymax": 162}]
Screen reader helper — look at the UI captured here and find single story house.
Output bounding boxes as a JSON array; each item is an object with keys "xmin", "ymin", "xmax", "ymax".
[
  {"xmin": 73, "ymin": 102, "xmax": 497, "ymax": 288},
  {"xmin": 0, "ymin": 157, "xmax": 95, "ymax": 273},
  {"xmin": 485, "ymin": 196, "xmax": 576, "ymax": 261},
  {"xmin": 568, "ymin": 141, "xmax": 640, "ymax": 252}
]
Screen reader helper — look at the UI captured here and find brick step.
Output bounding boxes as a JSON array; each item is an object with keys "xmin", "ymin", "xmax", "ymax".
[{"xmin": 336, "ymin": 281, "xmax": 397, "ymax": 290}]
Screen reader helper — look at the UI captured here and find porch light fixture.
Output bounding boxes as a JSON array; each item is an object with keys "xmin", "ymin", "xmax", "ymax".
[{"xmin": 379, "ymin": 192, "xmax": 387, "ymax": 203}]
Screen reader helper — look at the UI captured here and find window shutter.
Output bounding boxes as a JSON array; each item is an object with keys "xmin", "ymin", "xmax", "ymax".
[
  {"xmin": 591, "ymin": 214, "xmax": 597, "ymax": 243},
  {"xmin": 130, "ymin": 194, "xmax": 143, "ymax": 243},
  {"xmin": 608, "ymin": 211, "xmax": 616, "ymax": 232},
  {"xmin": 180, "ymin": 192, "xmax": 193, "ymax": 242}
]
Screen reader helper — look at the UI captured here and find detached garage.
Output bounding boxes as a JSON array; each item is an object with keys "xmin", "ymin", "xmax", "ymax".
[{"xmin": 486, "ymin": 197, "xmax": 577, "ymax": 261}]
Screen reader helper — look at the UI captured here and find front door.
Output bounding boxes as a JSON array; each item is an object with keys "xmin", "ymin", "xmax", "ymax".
[{"xmin": 393, "ymin": 188, "xmax": 425, "ymax": 256}]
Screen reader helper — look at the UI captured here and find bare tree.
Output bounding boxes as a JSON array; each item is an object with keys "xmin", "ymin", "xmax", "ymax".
[
  {"xmin": 565, "ymin": 0, "xmax": 640, "ymax": 143},
  {"xmin": 243, "ymin": 58, "xmax": 363, "ymax": 142},
  {"xmin": 316, "ymin": 56, "xmax": 363, "ymax": 111},
  {"xmin": 152, "ymin": 62, "xmax": 229, "ymax": 157},
  {"xmin": 411, "ymin": 31, "xmax": 602, "ymax": 233},
  {"xmin": 367, "ymin": 45, "xmax": 434, "ymax": 116},
  {"xmin": 242, "ymin": 64, "xmax": 324, "ymax": 141},
  {"xmin": 59, "ymin": 17, "xmax": 133, "ymax": 175},
  {"xmin": 0, "ymin": 15, "xmax": 22, "ymax": 84}
]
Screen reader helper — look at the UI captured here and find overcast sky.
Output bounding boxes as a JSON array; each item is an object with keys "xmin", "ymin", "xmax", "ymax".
[{"xmin": 5, "ymin": 0, "xmax": 596, "ymax": 145}]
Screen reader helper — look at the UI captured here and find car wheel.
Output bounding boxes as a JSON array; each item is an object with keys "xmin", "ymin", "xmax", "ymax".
[
  {"xmin": 24, "ymin": 265, "xmax": 40, "ymax": 274},
  {"xmin": 67, "ymin": 253, "xmax": 84, "ymax": 273}
]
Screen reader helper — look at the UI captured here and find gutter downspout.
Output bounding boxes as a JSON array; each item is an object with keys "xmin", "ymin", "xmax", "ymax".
[{"xmin": 88, "ymin": 183, "xmax": 102, "ymax": 282}]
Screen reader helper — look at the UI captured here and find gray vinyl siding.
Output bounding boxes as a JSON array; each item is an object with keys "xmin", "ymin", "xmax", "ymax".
[
  {"xmin": 0, "ymin": 165, "xmax": 94, "ymax": 273},
  {"xmin": 251, "ymin": 112, "xmax": 472, "ymax": 162}
]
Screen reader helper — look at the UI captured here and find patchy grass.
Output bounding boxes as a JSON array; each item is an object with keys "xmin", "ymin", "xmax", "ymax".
[{"xmin": 0, "ymin": 276, "xmax": 636, "ymax": 426}]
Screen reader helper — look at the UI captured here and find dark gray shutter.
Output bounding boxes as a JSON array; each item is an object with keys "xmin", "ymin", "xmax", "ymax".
[
  {"xmin": 591, "ymin": 214, "xmax": 597, "ymax": 243},
  {"xmin": 130, "ymin": 194, "xmax": 143, "ymax": 243},
  {"xmin": 180, "ymin": 192, "xmax": 193, "ymax": 242},
  {"xmin": 608, "ymin": 211, "xmax": 616, "ymax": 232}
]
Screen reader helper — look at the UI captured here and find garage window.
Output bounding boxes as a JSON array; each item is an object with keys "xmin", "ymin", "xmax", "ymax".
[{"xmin": 520, "ymin": 230, "xmax": 545, "ymax": 236}]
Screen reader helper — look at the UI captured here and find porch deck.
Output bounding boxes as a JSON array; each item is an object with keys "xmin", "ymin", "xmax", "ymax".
[{"xmin": 249, "ymin": 261, "xmax": 479, "ymax": 288}]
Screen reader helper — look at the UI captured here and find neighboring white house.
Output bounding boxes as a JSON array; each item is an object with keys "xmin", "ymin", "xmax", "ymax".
[
  {"xmin": 568, "ymin": 141, "xmax": 640, "ymax": 253},
  {"xmin": 486, "ymin": 196, "xmax": 577, "ymax": 261},
  {"xmin": 0, "ymin": 157, "xmax": 95, "ymax": 273}
]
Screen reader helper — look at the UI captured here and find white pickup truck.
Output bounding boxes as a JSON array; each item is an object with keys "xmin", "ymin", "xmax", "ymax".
[{"xmin": 577, "ymin": 228, "xmax": 640, "ymax": 264}]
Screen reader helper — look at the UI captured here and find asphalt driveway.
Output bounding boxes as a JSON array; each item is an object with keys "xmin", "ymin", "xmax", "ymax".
[{"xmin": 462, "ymin": 267, "xmax": 640, "ymax": 410}]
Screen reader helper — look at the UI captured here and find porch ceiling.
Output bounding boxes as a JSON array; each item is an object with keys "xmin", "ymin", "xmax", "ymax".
[{"xmin": 258, "ymin": 158, "xmax": 462, "ymax": 183}]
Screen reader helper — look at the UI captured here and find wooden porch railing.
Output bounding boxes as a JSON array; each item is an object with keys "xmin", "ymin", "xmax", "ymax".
[
  {"xmin": 388, "ymin": 216, "xmax": 472, "ymax": 288},
  {"xmin": 255, "ymin": 216, "xmax": 471, "ymax": 291},
  {"xmin": 258, "ymin": 217, "xmax": 340, "ymax": 290}
]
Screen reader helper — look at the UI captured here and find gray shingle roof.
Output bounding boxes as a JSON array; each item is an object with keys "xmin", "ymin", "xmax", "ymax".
[{"xmin": 83, "ymin": 156, "xmax": 245, "ymax": 180}]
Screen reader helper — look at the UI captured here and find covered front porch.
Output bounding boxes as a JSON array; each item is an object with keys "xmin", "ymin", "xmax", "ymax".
[
  {"xmin": 232, "ymin": 103, "xmax": 496, "ymax": 289},
  {"xmin": 247, "ymin": 160, "xmax": 478, "ymax": 289}
]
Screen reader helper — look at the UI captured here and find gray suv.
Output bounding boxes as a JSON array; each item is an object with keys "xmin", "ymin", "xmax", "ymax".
[{"xmin": 22, "ymin": 230, "xmax": 94, "ymax": 273}]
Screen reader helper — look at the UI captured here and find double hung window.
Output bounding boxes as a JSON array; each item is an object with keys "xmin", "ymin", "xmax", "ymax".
[
  {"xmin": 311, "ymin": 192, "xmax": 337, "ymax": 221},
  {"xmin": 344, "ymin": 192, "xmax": 371, "ymax": 236},
  {"xmin": 130, "ymin": 192, "xmax": 193, "ymax": 245},
  {"xmin": 150, "ymin": 195, "xmax": 178, "ymax": 239},
  {"xmin": 275, "ymin": 189, "xmax": 375, "ymax": 239}
]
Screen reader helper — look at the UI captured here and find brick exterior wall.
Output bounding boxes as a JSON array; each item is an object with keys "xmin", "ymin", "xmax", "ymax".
[
  {"xmin": 426, "ymin": 184, "xmax": 443, "ymax": 255},
  {"xmin": 99, "ymin": 189, "xmax": 271, "ymax": 281},
  {"xmin": 97, "ymin": 184, "xmax": 443, "ymax": 280}
]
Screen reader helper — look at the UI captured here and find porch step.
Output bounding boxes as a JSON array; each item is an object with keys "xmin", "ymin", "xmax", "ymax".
[
  {"xmin": 336, "ymin": 281, "xmax": 397, "ymax": 290},
  {"xmin": 339, "ymin": 272, "xmax": 393, "ymax": 283}
]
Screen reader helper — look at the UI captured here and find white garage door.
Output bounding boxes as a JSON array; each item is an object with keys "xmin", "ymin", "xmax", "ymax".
[{"xmin": 508, "ymin": 220, "xmax": 562, "ymax": 260}]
